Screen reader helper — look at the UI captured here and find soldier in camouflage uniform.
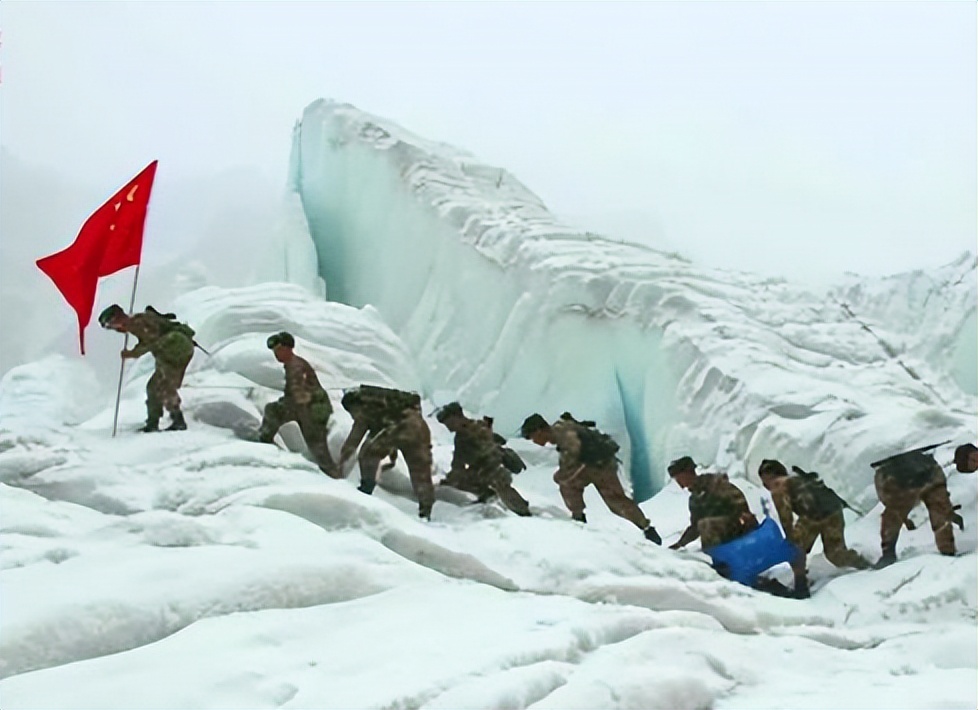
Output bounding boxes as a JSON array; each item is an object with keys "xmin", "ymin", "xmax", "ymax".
[
  {"xmin": 99, "ymin": 304, "xmax": 194, "ymax": 432},
  {"xmin": 758, "ymin": 459, "xmax": 869, "ymax": 596},
  {"xmin": 339, "ymin": 385, "xmax": 435, "ymax": 520},
  {"xmin": 667, "ymin": 456, "xmax": 758, "ymax": 550},
  {"xmin": 872, "ymin": 446, "xmax": 956, "ymax": 568},
  {"xmin": 437, "ymin": 402, "xmax": 531, "ymax": 516},
  {"xmin": 258, "ymin": 332, "xmax": 340, "ymax": 478},
  {"xmin": 521, "ymin": 413, "xmax": 661, "ymax": 543}
]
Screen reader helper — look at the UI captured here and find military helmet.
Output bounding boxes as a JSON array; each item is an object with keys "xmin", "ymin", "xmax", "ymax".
[
  {"xmin": 667, "ymin": 456, "xmax": 697, "ymax": 477},
  {"xmin": 436, "ymin": 402, "xmax": 464, "ymax": 423},
  {"xmin": 955, "ymin": 443, "xmax": 978, "ymax": 473},
  {"xmin": 98, "ymin": 304, "xmax": 126, "ymax": 328},
  {"xmin": 520, "ymin": 413, "xmax": 549, "ymax": 439},
  {"xmin": 266, "ymin": 331, "xmax": 295, "ymax": 349},
  {"xmin": 758, "ymin": 459, "xmax": 788, "ymax": 478}
]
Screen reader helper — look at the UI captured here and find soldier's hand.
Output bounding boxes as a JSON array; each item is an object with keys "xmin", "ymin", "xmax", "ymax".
[{"xmin": 951, "ymin": 512, "xmax": 964, "ymax": 530}]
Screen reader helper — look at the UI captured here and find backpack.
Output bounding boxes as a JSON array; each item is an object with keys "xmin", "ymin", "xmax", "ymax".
[
  {"xmin": 145, "ymin": 306, "xmax": 195, "ymax": 341},
  {"xmin": 789, "ymin": 467, "xmax": 845, "ymax": 519},
  {"xmin": 357, "ymin": 384, "xmax": 421, "ymax": 428},
  {"xmin": 871, "ymin": 450, "xmax": 937, "ymax": 489},
  {"xmin": 560, "ymin": 413, "xmax": 620, "ymax": 466},
  {"xmin": 499, "ymin": 446, "xmax": 527, "ymax": 474}
]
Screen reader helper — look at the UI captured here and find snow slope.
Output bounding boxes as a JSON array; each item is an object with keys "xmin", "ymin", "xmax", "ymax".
[
  {"xmin": 1, "ymin": 285, "xmax": 975, "ymax": 709},
  {"xmin": 289, "ymin": 100, "xmax": 976, "ymax": 503}
]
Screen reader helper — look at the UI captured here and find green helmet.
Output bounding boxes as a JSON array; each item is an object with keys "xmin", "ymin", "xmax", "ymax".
[
  {"xmin": 520, "ymin": 413, "xmax": 549, "ymax": 439},
  {"xmin": 98, "ymin": 304, "xmax": 125, "ymax": 328},
  {"xmin": 267, "ymin": 332, "xmax": 295, "ymax": 349},
  {"xmin": 436, "ymin": 402, "xmax": 464, "ymax": 423}
]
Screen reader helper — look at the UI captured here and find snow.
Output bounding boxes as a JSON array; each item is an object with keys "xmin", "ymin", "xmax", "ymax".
[
  {"xmin": 1, "ymin": 101, "xmax": 976, "ymax": 708},
  {"xmin": 1, "ymin": 282, "xmax": 975, "ymax": 709}
]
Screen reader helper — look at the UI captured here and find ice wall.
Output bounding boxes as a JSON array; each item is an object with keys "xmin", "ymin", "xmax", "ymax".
[{"xmin": 288, "ymin": 99, "xmax": 977, "ymax": 503}]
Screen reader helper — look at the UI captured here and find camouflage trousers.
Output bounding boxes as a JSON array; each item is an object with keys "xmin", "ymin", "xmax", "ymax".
[
  {"xmin": 555, "ymin": 463, "xmax": 650, "ymax": 530},
  {"xmin": 359, "ymin": 429, "xmax": 435, "ymax": 519},
  {"xmin": 875, "ymin": 466, "xmax": 955, "ymax": 556},
  {"xmin": 443, "ymin": 464, "xmax": 530, "ymax": 516},
  {"xmin": 146, "ymin": 357, "xmax": 190, "ymax": 420},
  {"xmin": 791, "ymin": 511, "xmax": 870, "ymax": 570},
  {"xmin": 260, "ymin": 397, "xmax": 340, "ymax": 478},
  {"xmin": 698, "ymin": 516, "xmax": 747, "ymax": 549}
]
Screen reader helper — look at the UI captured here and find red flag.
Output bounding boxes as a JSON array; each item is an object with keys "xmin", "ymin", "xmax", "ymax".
[{"xmin": 36, "ymin": 161, "xmax": 158, "ymax": 354}]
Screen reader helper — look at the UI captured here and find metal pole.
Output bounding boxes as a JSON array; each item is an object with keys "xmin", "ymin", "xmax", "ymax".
[{"xmin": 111, "ymin": 264, "xmax": 141, "ymax": 437}]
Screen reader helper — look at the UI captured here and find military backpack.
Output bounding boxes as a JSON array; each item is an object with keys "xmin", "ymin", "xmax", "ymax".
[
  {"xmin": 357, "ymin": 384, "xmax": 421, "ymax": 428},
  {"xmin": 788, "ymin": 467, "xmax": 846, "ymax": 519},
  {"xmin": 144, "ymin": 306, "xmax": 196, "ymax": 342},
  {"xmin": 560, "ymin": 412, "xmax": 620, "ymax": 466}
]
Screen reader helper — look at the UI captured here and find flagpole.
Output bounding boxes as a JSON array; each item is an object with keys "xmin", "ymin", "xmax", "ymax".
[{"xmin": 111, "ymin": 264, "xmax": 141, "ymax": 437}]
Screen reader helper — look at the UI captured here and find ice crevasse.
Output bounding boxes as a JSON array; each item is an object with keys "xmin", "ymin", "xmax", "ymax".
[{"xmin": 280, "ymin": 98, "xmax": 976, "ymax": 503}]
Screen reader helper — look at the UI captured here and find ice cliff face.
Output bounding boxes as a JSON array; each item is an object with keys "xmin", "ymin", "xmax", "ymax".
[{"xmin": 287, "ymin": 99, "xmax": 976, "ymax": 503}]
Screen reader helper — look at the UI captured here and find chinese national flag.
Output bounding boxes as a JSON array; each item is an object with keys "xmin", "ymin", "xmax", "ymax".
[{"xmin": 36, "ymin": 161, "xmax": 158, "ymax": 354}]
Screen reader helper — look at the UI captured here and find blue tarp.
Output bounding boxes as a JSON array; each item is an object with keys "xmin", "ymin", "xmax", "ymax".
[{"xmin": 704, "ymin": 517, "xmax": 800, "ymax": 586}]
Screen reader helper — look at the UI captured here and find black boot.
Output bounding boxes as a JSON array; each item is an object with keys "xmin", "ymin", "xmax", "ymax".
[
  {"xmin": 794, "ymin": 576, "xmax": 811, "ymax": 599},
  {"xmin": 643, "ymin": 526, "xmax": 662, "ymax": 545},
  {"xmin": 358, "ymin": 480, "xmax": 375, "ymax": 495},
  {"xmin": 572, "ymin": 513, "xmax": 587, "ymax": 524},
  {"xmin": 875, "ymin": 544, "xmax": 898, "ymax": 569},
  {"xmin": 165, "ymin": 411, "xmax": 187, "ymax": 431},
  {"xmin": 140, "ymin": 418, "xmax": 160, "ymax": 433}
]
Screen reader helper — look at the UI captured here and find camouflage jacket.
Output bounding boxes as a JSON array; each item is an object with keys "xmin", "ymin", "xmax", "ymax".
[
  {"xmin": 688, "ymin": 473, "xmax": 751, "ymax": 525},
  {"xmin": 768, "ymin": 475, "xmax": 843, "ymax": 536},
  {"xmin": 550, "ymin": 419, "xmax": 586, "ymax": 477},
  {"xmin": 125, "ymin": 312, "xmax": 194, "ymax": 365},
  {"xmin": 450, "ymin": 418, "xmax": 502, "ymax": 475},
  {"xmin": 282, "ymin": 354, "xmax": 328, "ymax": 407}
]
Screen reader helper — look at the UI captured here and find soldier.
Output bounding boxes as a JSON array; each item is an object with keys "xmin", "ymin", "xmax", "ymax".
[
  {"xmin": 258, "ymin": 332, "xmax": 340, "ymax": 478},
  {"xmin": 758, "ymin": 459, "xmax": 870, "ymax": 595},
  {"xmin": 99, "ymin": 304, "xmax": 194, "ymax": 432},
  {"xmin": 667, "ymin": 456, "xmax": 758, "ymax": 551},
  {"xmin": 954, "ymin": 443, "xmax": 978, "ymax": 473},
  {"xmin": 872, "ymin": 445, "xmax": 956, "ymax": 568},
  {"xmin": 339, "ymin": 385, "xmax": 435, "ymax": 520},
  {"xmin": 521, "ymin": 412, "xmax": 661, "ymax": 543},
  {"xmin": 436, "ymin": 402, "xmax": 531, "ymax": 516}
]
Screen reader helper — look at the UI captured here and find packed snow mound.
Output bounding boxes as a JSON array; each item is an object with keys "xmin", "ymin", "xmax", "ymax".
[
  {"xmin": 0, "ymin": 346, "xmax": 975, "ymax": 708},
  {"xmin": 289, "ymin": 99, "xmax": 977, "ymax": 503}
]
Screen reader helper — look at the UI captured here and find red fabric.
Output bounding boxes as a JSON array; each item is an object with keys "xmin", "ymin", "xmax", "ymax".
[{"xmin": 36, "ymin": 161, "xmax": 158, "ymax": 353}]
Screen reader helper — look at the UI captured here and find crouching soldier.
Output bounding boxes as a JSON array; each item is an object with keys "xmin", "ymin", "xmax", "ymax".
[
  {"xmin": 437, "ymin": 402, "xmax": 531, "ymax": 516},
  {"xmin": 339, "ymin": 385, "xmax": 435, "ymax": 520},
  {"xmin": 872, "ymin": 444, "xmax": 957, "ymax": 568},
  {"xmin": 521, "ymin": 412, "xmax": 661, "ymax": 543},
  {"xmin": 99, "ymin": 304, "xmax": 195, "ymax": 432},
  {"xmin": 668, "ymin": 456, "xmax": 758, "ymax": 551},
  {"xmin": 259, "ymin": 332, "xmax": 340, "ymax": 478},
  {"xmin": 758, "ymin": 459, "xmax": 870, "ymax": 595}
]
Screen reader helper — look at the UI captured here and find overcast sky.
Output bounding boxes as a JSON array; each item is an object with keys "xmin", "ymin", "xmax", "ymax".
[{"xmin": 1, "ymin": 1, "xmax": 975, "ymax": 281}]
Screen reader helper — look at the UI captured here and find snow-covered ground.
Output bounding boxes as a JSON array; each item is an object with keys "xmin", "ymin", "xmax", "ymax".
[{"xmin": 1, "ymin": 284, "xmax": 975, "ymax": 709}]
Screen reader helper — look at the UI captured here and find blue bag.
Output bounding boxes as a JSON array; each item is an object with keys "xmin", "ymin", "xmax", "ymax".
[{"xmin": 704, "ymin": 517, "xmax": 799, "ymax": 586}]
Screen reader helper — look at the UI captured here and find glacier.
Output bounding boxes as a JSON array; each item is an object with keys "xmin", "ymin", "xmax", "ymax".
[
  {"xmin": 0, "ymin": 99, "xmax": 975, "ymax": 709},
  {"xmin": 288, "ymin": 99, "xmax": 976, "ymax": 503}
]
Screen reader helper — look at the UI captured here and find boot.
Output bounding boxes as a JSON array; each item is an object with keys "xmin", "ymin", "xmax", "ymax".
[
  {"xmin": 140, "ymin": 417, "xmax": 160, "ymax": 433},
  {"xmin": 165, "ymin": 411, "xmax": 187, "ymax": 431},
  {"xmin": 794, "ymin": 576, "xmax": 811, "ymax": 599},
  {"xmin": 358, "ymin": 480, "xmax": 376, "ymax": 495},
  {"xmin": 643, "ymin": 526, "xmax": 662, "ymax": 545},
  {"xmin": 875, "ymin": 544, "xmax": 898, "ymax": 569},
  {"xmin": 572, "ymin": 513, "xmax": 587, "ymax": 524},
  {"xmin": 418, "ymin": 504, "xmax": 432, "ymax": 521}
]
